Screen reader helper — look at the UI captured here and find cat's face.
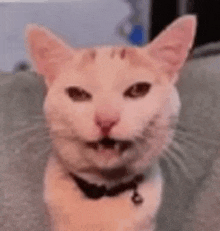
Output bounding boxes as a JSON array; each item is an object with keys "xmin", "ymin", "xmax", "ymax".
[
  {"xmin": 26, "ymin": 15, "xmax": 196, "ymax": 180},
  {"xmin": 43, "ymin": 48, "xmax": 177, "ymax": 172}
]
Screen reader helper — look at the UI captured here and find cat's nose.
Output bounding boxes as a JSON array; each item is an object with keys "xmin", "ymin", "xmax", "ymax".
[{"xmin": 95, "ymin": 114, "xmax": 120, "ymax": 136}]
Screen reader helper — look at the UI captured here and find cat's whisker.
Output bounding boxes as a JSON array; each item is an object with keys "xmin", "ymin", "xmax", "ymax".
[
  {"xmin": 164, "ymin": 138, "xmax": 199, "ymax": 170},
  {"xmin": 30, "ymin": 117, "xmax": 46, "ymax": 122},
  {"xmin": 151, "ymin": 119, "xmax": 220, "ymax": 146},
  {"xmin": 50, "ymin": 134, "xmax": 79, "ymax": 142},
  {"xmin": 174, "ymin": 129, "xmax": 219, "ymax": 146},
  {"xmin": 162, "ymin": 148, "xmax": 193, "ymax": 182},
  {"xmin": 18, "ymin": 135, "xmax": 51, "ymax": 152},
  {"xmin": 27, "ymin": 117, "xmax": 46, "ymax": 123},
  {"xmin": 27, "ymin": 145, "xmax": 52, "ymax": 158},
  {"xmin": 49, "ymin": 128, "xmax": 79, "ymax": 142},
  {"xmin": 165, "ymin": 141, "xmax": 187, "ymax": 160},
  {"xmin": 175, "ymin": 123, "xmax": 217, "ymax": 136},
  {"xmin": 4, "ymin": 125, "xmax": 49, "ymax": 141},
  {"xmin": 37, "ymin": 146, "xmax": 52, "ymax": 155},
  {"xmin": 174, "ymin": 136, "xmax": 219, "ymax": 152}
]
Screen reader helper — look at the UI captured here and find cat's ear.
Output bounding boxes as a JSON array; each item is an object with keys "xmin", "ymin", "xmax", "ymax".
[
  {"xmin": 25, "ymin": 24, "xmax": 73, "ymax": 87},
  {"xmin": 147, "ymin": 15, "xmax": 197, "ymax": 79}
]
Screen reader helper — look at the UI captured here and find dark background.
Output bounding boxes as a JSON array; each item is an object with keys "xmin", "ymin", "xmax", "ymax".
[{"xmin": 150, "ymin": 0, "xmax": 220, "ymax": 47}]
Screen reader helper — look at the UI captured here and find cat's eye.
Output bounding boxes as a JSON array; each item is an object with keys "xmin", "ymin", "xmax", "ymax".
[
  {"xmin": 124, "ymin": 82, "xmax": 151, "ymax": 99},
  {"xmin": 66, "ymin": 87, "xmax": 92, "ymax": 101}
]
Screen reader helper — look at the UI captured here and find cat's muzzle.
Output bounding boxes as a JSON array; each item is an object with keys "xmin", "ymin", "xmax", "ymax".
[{"xmin": 86, "ymin": 137, "xmax": 133, "ymax": 153}]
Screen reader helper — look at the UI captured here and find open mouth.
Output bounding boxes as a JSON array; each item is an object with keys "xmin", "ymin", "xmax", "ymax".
[{"xmin": 86, "ymin": 137, "xmax": 133, "ymax": 153}]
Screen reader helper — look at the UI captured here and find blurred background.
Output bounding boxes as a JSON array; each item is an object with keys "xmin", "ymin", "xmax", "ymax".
[{"xmin": 0, "ymin": 0, "xmax": 220, "ymax": 72}]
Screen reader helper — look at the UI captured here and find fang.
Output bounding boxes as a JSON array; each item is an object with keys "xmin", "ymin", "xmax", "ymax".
[{"xmin": 115, "ymin": 143, "xmax": 120, "ymax": 152}]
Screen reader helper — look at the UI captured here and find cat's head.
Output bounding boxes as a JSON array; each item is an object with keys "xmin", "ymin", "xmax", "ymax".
[{"xmin": 25, "ymin": 15, "xmax": 196, "ymax": 181}]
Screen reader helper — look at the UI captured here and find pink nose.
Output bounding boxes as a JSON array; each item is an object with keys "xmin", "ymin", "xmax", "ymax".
[{"xmin": 95, "ymin": 115, "xmax": 120, "ymax": 136}]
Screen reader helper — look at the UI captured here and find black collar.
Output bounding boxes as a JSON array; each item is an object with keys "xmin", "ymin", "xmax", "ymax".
[{"xmin": 70, "ymin": 173, "xmax": 145, "ymax": 205}]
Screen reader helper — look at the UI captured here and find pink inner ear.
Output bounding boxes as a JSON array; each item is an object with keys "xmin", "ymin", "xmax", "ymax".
[
  {"xmin": 148, "ymin": 16, "xmax": 196, "ymax": 75},
  {"xmin": 38, "ymin": 47, "xmax": 49, "ymax": 59},
  {"xmin": 26, "ymin": 25, "xmax": 73, "ymax": 85},
  {"xmin": 157, "ymin": 43, "xmax": 186, "ymax": 67}
]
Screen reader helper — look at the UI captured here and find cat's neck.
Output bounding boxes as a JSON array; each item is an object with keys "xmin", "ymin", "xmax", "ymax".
[{"xmin": 44, "ymin": 154, "xmax": 163, "ymax": 231}]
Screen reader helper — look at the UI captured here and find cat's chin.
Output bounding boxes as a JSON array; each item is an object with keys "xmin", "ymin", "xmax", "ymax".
[
  {"xmin": 84, "ymin": 146, "xmax": 137, "ymax": 171},
  {"xmin": 85, "ymin": 148, "xmax": 129, "ymax": 169}
]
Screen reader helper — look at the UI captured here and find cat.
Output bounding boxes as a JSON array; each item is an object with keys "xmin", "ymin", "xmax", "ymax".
[{"xmin": 25, "ymin": 15, "xmax": 196, "ymax": 231}]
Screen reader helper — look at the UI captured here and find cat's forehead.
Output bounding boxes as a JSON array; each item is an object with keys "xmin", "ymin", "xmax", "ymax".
[
  {"xmin": 58, "ymin": 46, "xmax": 160, "ymax": 88},
  {"xmin": 89, "ymin": 46, "xmax": 117, "ymax": 58}
]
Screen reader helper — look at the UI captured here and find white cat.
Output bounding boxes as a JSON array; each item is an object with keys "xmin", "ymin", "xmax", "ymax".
[{"xmin": 25, "ymin": 15, "xmax": 196, "ymax": 230}]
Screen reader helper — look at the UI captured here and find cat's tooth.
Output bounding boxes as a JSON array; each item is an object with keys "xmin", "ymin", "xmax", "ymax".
[
  {"xmin": 100, "ymin": 144, "xmax": 105, "ymax": 151},
  {"xmin": 115, "ymin": 143, "xmax": 120, "ymax": 152},
  {"xmin": 98, "ymin": 143, "xmax": 104, "ymax": 152},
  {"xmin": 97, "ymin": 143, "xmax": 101, "ymax": 152}
]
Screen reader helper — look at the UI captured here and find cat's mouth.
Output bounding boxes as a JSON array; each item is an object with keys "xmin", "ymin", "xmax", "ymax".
[{"xmin": 86, "ymin": 137, "xmax": 133, "ymax": 153}]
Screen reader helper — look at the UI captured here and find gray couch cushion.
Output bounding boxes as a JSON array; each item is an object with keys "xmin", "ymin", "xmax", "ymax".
[
  {"xmin": 0, "ymin": 71, "xmax": 50, "ymax": 231},
  {"xmin": 157, "ymin": 42, "xmax": 220, "ymax": 231}
]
